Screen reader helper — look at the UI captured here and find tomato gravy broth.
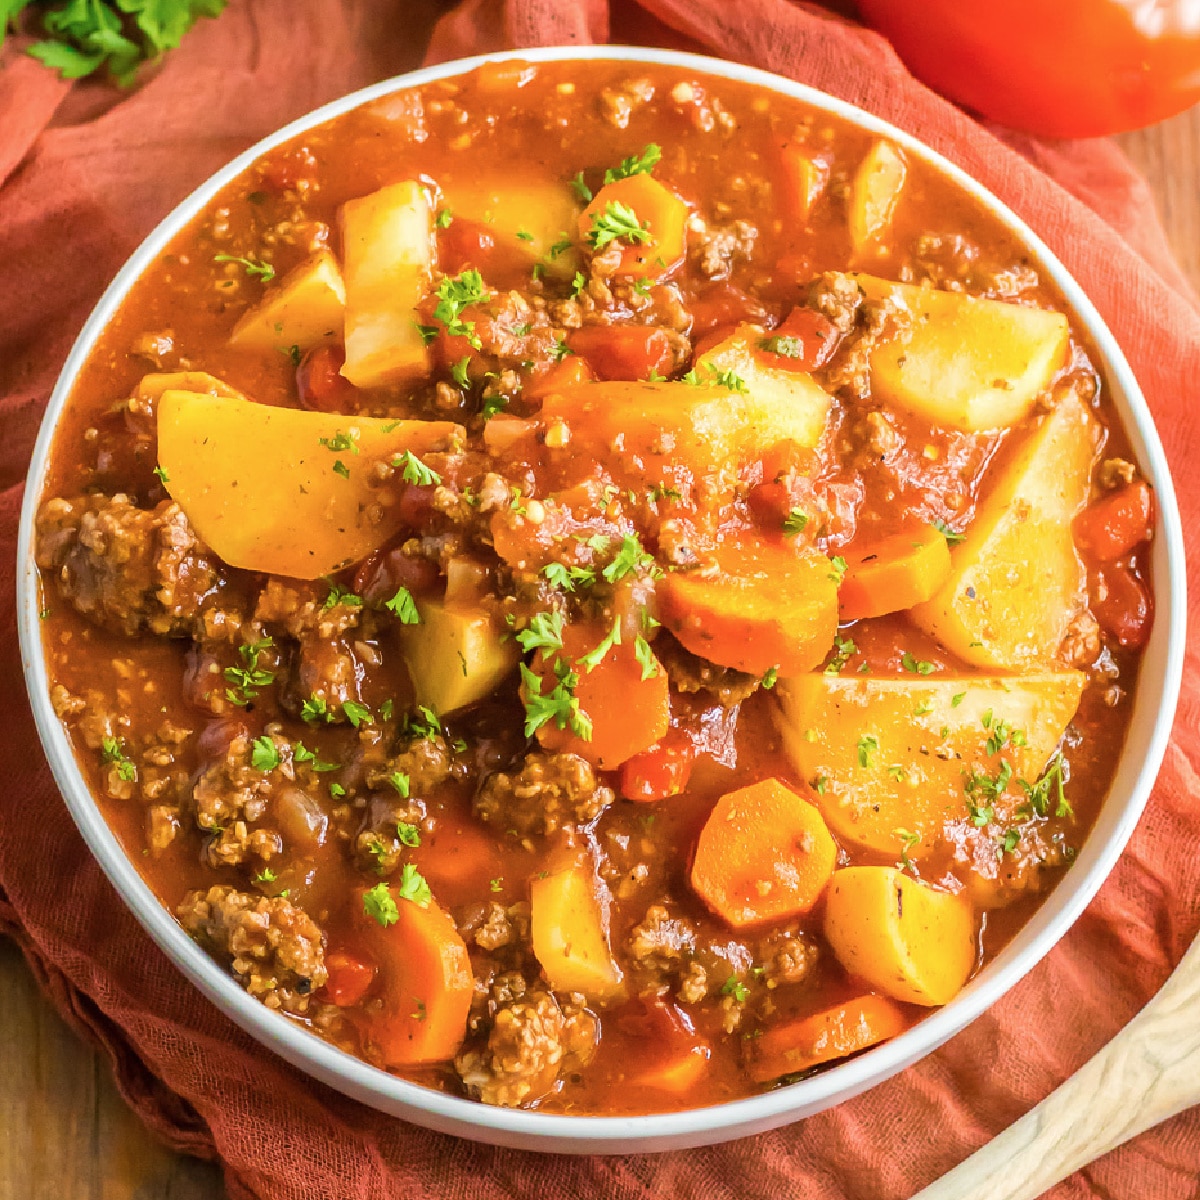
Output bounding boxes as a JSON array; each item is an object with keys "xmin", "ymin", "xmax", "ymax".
[{"xmin": 35, "ymin": 60, "xmax": 1153, "ymax": 1114}]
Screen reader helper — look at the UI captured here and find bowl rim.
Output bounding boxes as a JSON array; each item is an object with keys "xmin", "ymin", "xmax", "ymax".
[{"xmin": 16, "ymin": 44, "xmax": 1188, "ymax": 1152}]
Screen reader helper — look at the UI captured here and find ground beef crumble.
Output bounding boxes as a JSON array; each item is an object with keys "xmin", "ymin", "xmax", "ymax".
[
  {"xmin": 177, "ymin": 884, "xmax": 327, "ymax": 1014},
  {"xmin": 455, "ymin": 989, "xmax": 597, "ymax": 1107},
  {"xmin": 474, "ymin": 751, "xmax": 614, "ymax": 837},
  {"xmin": 36, "ymin": 494, "xmax": 220, "ymax": 636}
]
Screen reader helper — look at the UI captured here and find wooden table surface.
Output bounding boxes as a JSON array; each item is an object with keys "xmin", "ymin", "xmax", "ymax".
[{"xmin": 2, "ymin": 85, "xmax": 1198, "ymax": 1200}]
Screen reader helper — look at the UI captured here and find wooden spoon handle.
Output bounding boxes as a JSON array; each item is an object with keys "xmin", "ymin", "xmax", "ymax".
[{"xmin": 911, "ymin": 934, "xmax": 1200, "ymax": 1200}]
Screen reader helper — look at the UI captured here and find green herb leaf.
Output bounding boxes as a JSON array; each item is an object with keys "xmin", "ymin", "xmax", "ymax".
[
  {"xmin": 363, "ymin": 881, "xmax": 399, "ymax": 926},
  {"xmin": 214, "ymin": 252, "xmax": 275, "ymax": 282},
  {"xmin": 342, "ymin": 701, "xmax": 372, "ymax": 728},
  {"xmin": 586, "ymin": 200, "xmax": 650, "ymax": 252},
  {"xmin": 603, "ymin": 143, "xmax": 662, "ymax": 184},
  {"xmin": 782, "ymin": 508, "xmax": 809, "ymax": 537},
  {"xmin": 577, "ymin": 617, "xmax": 622, "ymax": 673},
  {"xmin": 634, "ymin": 634, "xmax": 660, "ymax": 681},
  {"xmin": 385, "ymin": 586, "xmax": 420, "ymax": 624},
  {"xmin": 395, "ymin": 862, "xmax": 432, "ymax": 908},
  {"xmin": 393, "ymin": 449, "xmax": 441, "ymax": 487},
  {"xmin": 250, "ymin": 735, "xmax": 280, "ymax": 772}
]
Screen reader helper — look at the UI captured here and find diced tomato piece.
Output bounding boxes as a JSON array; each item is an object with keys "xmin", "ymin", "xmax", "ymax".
[
  {"xmin": 689, "ymin": 282, "xmax": 769, "ymax": 336},
  {"xmin": 323, "ymin": 950, "xmax": 377, "ymax": 1007},
  {"xmin": 296, "ymin": 345, "xmax": 359, "ymax": 413},
  {"xmin": 754, "ymin": 307, "xmax": 840, "ymax": 371},
  {"xmin": 618, "ymin": 730, "xmax": 695, "ymax": 802},
  {"xmin": 568, "ymin": 325, "xmax": 674, "ymax": 381},
  {"xmin": 1074, "ymin": 480, "xmax": 1154, "ymax": 562},
  {"xmin": 1092, "ymin": 564, "xmax": 1153, "ymax": 649},
  {"xmin": 524, "ymin": 355, "xmax": 594, "ymax": 398},
  {"xmin": 438, "ymin": 218, "xmax": 497, "ymax": 275}
]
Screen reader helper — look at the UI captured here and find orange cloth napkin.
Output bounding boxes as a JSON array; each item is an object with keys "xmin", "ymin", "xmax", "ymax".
[{"xmin": 2, "ymin": 2, "xmax": 1198, "ymax": 1197}]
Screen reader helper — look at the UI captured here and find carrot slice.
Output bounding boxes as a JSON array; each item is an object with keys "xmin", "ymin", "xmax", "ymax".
[
  {"xmin": 691, "ymin": 778, "xmax": 837, "ymax": 927},
  {"xmin": 837, "ymin": 523, "xmax": 952, "ymax": 620},
  {"xmin": 778, "ymin": 142, "xmax": 829, "ymax": 221},
  {"xmin": 578, "ymin": 173, "xmax": 688, "ymax": 280},
  {"xmin": 658, "ymin": 539, "xmax": 838, "ymax": 677},
  {"xmin": 356, "ymin": 891, "xmax": 473, "ymax": 1066},
  {"xmin": 527, "ymin": 621, "xmax": 670, "ymax": 770},
  {"xmin": 746, "ymin": 994, "xmax": 909, "ymax": 1083}
]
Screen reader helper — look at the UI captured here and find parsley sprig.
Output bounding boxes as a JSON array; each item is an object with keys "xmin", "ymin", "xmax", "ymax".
[
  {"xmin": 432, "ymin": 268, "xmax": 489, "ymax": 349},
  {"xmin": 586, "ymin": 201, "xmax": 650, "ymax": 252},
  {"xmin": 603, "ymin": 143, "xmax": 662, "ymax": 184},
  {"xmin": 214, "ymin": 253, "xmax": 275, "ymax": 282}
]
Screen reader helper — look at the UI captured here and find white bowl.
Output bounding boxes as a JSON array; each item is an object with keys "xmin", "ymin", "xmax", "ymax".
[{"xmin": 17, "ymin": 46, "xmax": 1187, "ymax": 1153}]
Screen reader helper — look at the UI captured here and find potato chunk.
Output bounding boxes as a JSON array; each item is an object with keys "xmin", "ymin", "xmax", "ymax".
[
  {"xmin": 157, "ymin": 390, "xmax": 462, "ymax": 578},
  {"xmin": 440, "ymin": 179, "xmax": 580, "ymax": 280},
  {"xmin": 229, "ymin": 248, "xmax": 345, "ymax": 352},
  {"xmin": 848, "ymin": 140, "xmax": 906, "ymax": 259},
  {"xmin": 340, "ymin": 180, "xmax": 433, "ymax": 389},
  {"xmin": 695, "ymin": 325, "xmax": 832, "ymax": 450},
  {"xmin": 398, "ymin": 598, "xmax": 518, "ymax": 714},
  {"xmin": 849, "ymin": 273, "xmax": 1071, "ymax": 431},
  {"xmin": 530, "ymin": 857, "xmax": 625, "ymax": 1002},
  {"xmin": 774, "ymin": 671, "xmax": 1085, "ymax": 856},
  {"xmin": 824, "ymin": 867, "xmax": 976, "ymax": 1006},
  {"xmin": 910, "ymin": 388, "xmax": 1100, "ymax": 668}
]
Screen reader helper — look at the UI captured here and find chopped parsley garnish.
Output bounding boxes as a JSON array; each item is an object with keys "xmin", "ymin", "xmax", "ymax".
[
  {"xmin": 602, "ymin": 533, "xmax": 658, "ymax": 583},
  {"xmin": 323, "ymin": 581, "xmax": 361, "ymax": 609},
  {"xmin": 570, "ymin": 172, "xmax": 593, "ymax": 203},
  {"xmin": 1019, "ymin": 754, "xmax": 1070, "ymax": 819},
  {"xmin": 362, "ymin": 881, "xmax": 399, "ymax": 927},
  {"xmin": 824, "ymin": 634, "xmax": 857, "ymax": 675},
  {"xmin": 254, "ymin": 867, "xmax": 277, "ymax": 884},
  {"xmin": 388, "ymin": 771, "xmax": 410, "ymax": 798},
  {"xmin": 1000, "ymin": 828, "xmax": 1021, "ymax": 857},
  {"xmin": 100, "ymin": 736, "xmax": 136, "ymax": 782},
  {"xmin": 760, "ymin": 665, "xmax": 779, "ymax": 690},
  {"xmin": 329, "ymin": 782, "xmax": 346, "ymax": 798},
  {"xmin": 385, "ymin": 586, "xmax": 420, "ymax": 624},
  {"xmin": 293, "ymin": 742, "xmax": 339, "ymax": 772},
  {"xmin": 709, "ymin": 366, "xmax": 748, "ymax": 393},
  {"xmin": 983, "ymin": 712, "xmax": 1027, "ymax": 757},
  {"xmin": 332, "ymin": 459, "xmax": 350, "ymax": 479},
  {"xmin": 720, "ymin": 975, "xmax": 748, "ymax": 1003},
  {"xmin": 896, "ymin": 828, "xmax": 919, "ymax": 872},
  {"xmin": 224, "ymin": 637, "xmax": 275, "ymax": 706},
  {"xmin": 451, "ymin": 356, "xmax": 471, "ymax": 387},
  {"xmin": 570, "ymin": 271, "xmax": 587, "ymax": 297},
  {"xmin": 828, "ymin": 555, "xmax": 848, "ymax": 585},
  {"xmin": 393, "ymin": 450, "xmax": 442, "ymax": 487},
  {"xmin": 542, "ymin": 562, "xmax": 596, "ymax": 592},
  {"xmin": 435, "ymin": 207, "xmax": 453, "ymax": 228},
  {"xmin": 481, "ymin": 393, "xmax": 509, "ymax": 419},
  {"xmin": 951, "ymin": 691, "xmax": 966, "ymax": 708},
  {"xmin": 515, "ymin": 229, "xmax": 534, "ymax": 242},
  {"xmin": 397, "ymin": 821, "xmax": 421, "ymax": 847},
  {"xmin": 213, "ymin": 252, "xmax": 274, "ymax": 281},
  {"xmin": 301, "ymin": 695, "xmax": 333, "ymax": 724},
  {"xmin": 812, "ymin": 774, "xmax": 828, "ymax": 795},
  {"xmin": 586, "ymin": 200, "xmax": 650, "ymax": 252},
  {"xmin": 782, "ymin": 508, "xmax": 809, "ymax": 537},
  {"xmin": 395, "ymin": 862, "xmax": 432, "ymax": 908},
  {"xmin": 250, "ymin": 735, "xmax": 280, "ymax": 772},
  {"xmin": 520, "ymin": 660, "xmax": 592, "ymax": 741},
  {"xmin": 603, "ymin": 143, "xmax": 662, "ymax": 184},
  {"xmin": 403, "ymin": 705, "xmax": 443, "ymax": 740},
  {"xmin": 319, "ymin": 430, "xmax": 359, "ymax": 454},
  {"xmin": 432, "ymin": 268, "xmax": 489, "ymax": 349},
  {"xmin": 901, "ymin": 652, "xmax": 935, "ymax": 676},
  {"xmin": 515, "ymin": 610, "xmax": 565, "ymax": 654},
  {"xmin": 153, "ymin": 465, "xmax": 169, "ymax": 484},
  {"xmin": 489, "ymin": 877, "xmax": 504, "ymax": 893},
  {"xmin": 547, "ymin": 234, "xmax": 573, "ymax": 260},
  {"xmin": 342, "ymin": 701, "xmax": 372, "ymax": 728},
  {"xmin": 932, "ymin": 518, "xmax": 965, "ymax": 545},
  {"xmin": 634, "ymin": 634, "xmax": 660, "ymax": 681},
  {"xmin": 577, "ymin": 617, "xmax": 622, "ymax": 672},
  {"xmin": 964, "ymin": 760, "xmax": 1014, "ymax": 826},
  {"xmin": 552, "ymin": 337, "xmax": 572, "ymax": 363},
  {"xmin": 857, "ymin": 734, "xmax": 879, "ymax": 768}
]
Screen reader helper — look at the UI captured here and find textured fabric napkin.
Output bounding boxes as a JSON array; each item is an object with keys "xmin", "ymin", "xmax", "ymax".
[{"xmin": 2, "ymin": 2, "xmax": 1198, "ymax": 1197}]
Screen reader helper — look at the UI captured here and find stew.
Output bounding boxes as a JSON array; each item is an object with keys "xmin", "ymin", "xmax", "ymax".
[{"xmin": 33, "ymin": 59, "xmax": 1155, "ymax": 1114}]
